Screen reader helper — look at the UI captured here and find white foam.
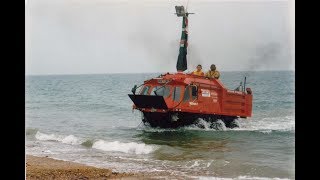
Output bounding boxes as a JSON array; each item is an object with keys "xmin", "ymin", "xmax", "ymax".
[
  {"xmin": 35, "ymin": 131, "xmax": 81, "ymax": 145},
  {"xmin": 43, "ymin": 150, "xmax": 53, "ymax": 154},
  {"xmin": 237, "ymin": 115, "xmax": 295, "ymax": 132},
  {"xmin": 61, "ymin": 135, "xmax": 80, "ymax": 145},
  {"xmin": 35, "ymin": 131, "xmax": 60, "ymax": 141},
  {"xmin": 184, "ymin": 118, "xmax": 227, "ymax": 131},
  {"xmin": 198, "ymin": 176, "xmax": 291, "ymax": 180},
  {"xmin": 260, "ymin": 130, "xmax": 272, "ymax": 134},
  {"xmin": 198, "ymin": 118, "xmax": 212, "ymax": 130},
  {"xmin": 236, "ymin": 176, "xmax": 291, "ymax": 180},
  {"xmin": 207, "ymin": 160, "xmax": 214, "ymax": 167},
  {"xmin": 199, "ymin": 177, "xmax": 233, "ymax": 180},
  {"xmin": 92, "ymin": 140, "xmax": 156, "ymax": 155},
  {"xmin": 139, "ymin": 115, "xmax": 295, "ymax": 133},
  {"xmin": 216, "ymin": 119, "xmax": 227, "ymax": 131},
  {"xmin": 189, "ymin": 160, "xmax": 200, "ymax": 168},
  {"xmin": 185, "ymin": 118, "xmax": 212, "ymax": 130}
]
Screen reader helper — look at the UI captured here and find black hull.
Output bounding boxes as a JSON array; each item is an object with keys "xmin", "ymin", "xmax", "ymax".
[{"xmin": 142, "ymin": 112, "xmax": 239, "ymax": 129}]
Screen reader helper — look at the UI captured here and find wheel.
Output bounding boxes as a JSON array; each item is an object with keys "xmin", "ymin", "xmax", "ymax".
[
  {"xmin": 228, "ymin": 119, "xmax": 240, "ymax": 128},
  {"xmin": 210, "ymin": 119, "xmax": 226, "ymax": 130}
]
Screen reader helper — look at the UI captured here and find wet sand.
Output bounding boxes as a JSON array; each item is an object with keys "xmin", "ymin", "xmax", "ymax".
[{"xmin": 26, "ymin": 155, "xmax": 149, "ymax": 179}]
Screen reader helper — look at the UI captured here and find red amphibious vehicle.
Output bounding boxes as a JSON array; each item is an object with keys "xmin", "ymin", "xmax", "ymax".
[{"xmin": 128, "ymin": 6, "xmax": 253, "ymax": 128}]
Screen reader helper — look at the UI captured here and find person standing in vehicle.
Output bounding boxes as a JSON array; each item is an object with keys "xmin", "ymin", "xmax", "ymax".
[
  {"xmin": 192, "ymin": 64, "xmax": 204, "ymax": 76},
  {"xmin": 205, "ymin": 64, "xmax": 220, "ymax": 79}
]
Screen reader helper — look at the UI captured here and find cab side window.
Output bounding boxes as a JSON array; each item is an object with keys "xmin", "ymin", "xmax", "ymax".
[
  {"xmin": 183, "ymin": 86, "xmax": 190, "ymax": 102},
  {"xmin": 172, "ymin": 87, "xmax": 181, "ymax": 102}
]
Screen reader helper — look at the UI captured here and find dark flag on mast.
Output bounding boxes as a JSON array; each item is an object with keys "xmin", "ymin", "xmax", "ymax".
[{"xmin": 175, "ymin": 6, "xmax": 190, "ymax": 72}]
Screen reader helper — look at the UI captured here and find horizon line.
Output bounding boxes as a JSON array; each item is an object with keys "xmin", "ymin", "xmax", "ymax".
[{"xmin": 25, "ymin": 69, "xmax": 295, "ymax": 76}]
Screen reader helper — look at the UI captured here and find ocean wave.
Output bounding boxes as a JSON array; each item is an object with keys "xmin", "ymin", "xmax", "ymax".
[
  {"xmin": 81, "ymin": 139, "xmax": 94, "ymax": 147},
  {"xmin": 35, "ymin": 131, "xmax": 81, "ymax": 145},
  {"xmin": 92, "ymin": 140, "xmax": 156, "ymax": 155},
  {"xmin": 33, "ymin": 131, "xmax": 156, "ymax": 155},
  {"xmin": 26, "ymin": 128, "xmax": 39, "ymax": 136}
]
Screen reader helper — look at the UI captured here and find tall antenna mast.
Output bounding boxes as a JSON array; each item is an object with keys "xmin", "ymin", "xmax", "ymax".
[
  {"xmin": 186, "ymin": 0, "xmax": 190, "ymax": 12},
  {"xmin": 175, "ymin": 6, "xmax": 194, "ymax": 72}
]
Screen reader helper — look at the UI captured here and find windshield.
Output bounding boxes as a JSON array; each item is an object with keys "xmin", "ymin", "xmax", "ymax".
[
  {"xmin": 151, "ymin": 86, "xmax": 171, "ymax": 98},
  {"xmin": 139, "ymin": 85, "xmax": 150, "ymax": 95}
]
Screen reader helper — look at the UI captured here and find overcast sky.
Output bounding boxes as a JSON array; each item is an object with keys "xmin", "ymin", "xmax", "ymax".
[{"xmin": 25, "ymin": 0, "xmax": 295, "ymax": 75}]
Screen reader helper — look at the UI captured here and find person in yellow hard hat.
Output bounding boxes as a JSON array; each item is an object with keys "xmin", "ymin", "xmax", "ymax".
[
  {"xmin": 205, "ymin": 64, "xmax": 220, "ymax": 79},
  {"xmin": 192, "ymin": 64, "xmax": 204, "ymax": 76}
]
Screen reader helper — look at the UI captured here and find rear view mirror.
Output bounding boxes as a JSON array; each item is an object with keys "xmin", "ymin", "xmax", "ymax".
[{"xmin": 131, "ymin": 85, "xmax": 137, "ymax": 95}]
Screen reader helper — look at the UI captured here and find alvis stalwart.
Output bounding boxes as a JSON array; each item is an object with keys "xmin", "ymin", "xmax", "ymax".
[{"xmin": 128, "ymin": 6, "xmax": 253, "ymax": 129}]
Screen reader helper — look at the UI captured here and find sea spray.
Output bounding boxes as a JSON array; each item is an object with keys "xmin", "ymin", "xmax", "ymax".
[{"xmin": 92, "ymin": 140, "xmax": 156, "ymax": 155}]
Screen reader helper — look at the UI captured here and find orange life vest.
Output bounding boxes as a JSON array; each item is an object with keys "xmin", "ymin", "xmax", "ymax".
[
  {"xmin": 205, "ymin": 70, "xmax": 220, "ymax": 79},
  {"xmin": 192, "ymin": 70, "xmax": 204, "ymax": 76}
]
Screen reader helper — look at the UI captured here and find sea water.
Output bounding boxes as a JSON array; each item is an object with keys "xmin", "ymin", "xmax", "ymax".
[{"xmin": 26, "ymin": 71, "xmax": 294, "ymax": 179}]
